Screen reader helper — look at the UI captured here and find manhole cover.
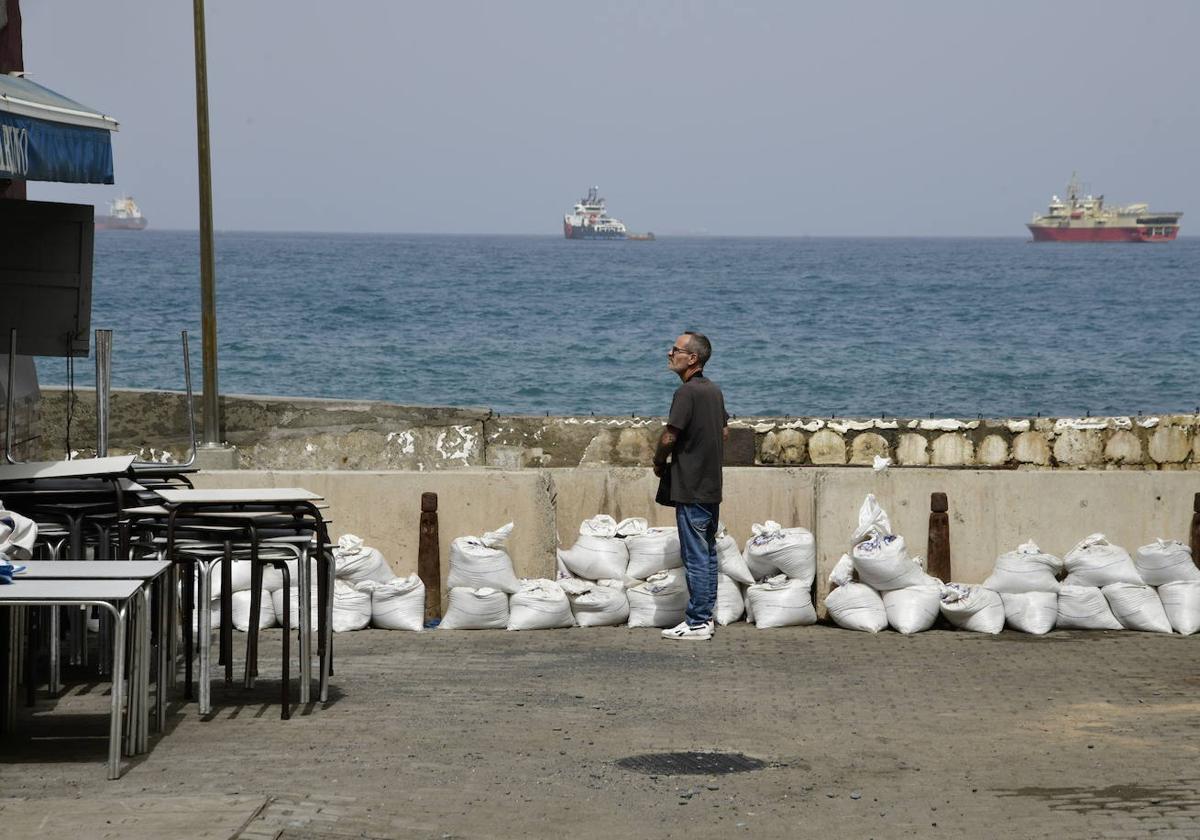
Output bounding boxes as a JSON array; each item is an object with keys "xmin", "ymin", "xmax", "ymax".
[{"xmin": 616, "ymin": 751, "xmax": 766, "ymax": 776}]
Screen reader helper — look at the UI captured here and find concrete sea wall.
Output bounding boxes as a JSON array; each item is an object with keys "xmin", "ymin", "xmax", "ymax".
[
  {"xmin": 30, "ymin": 388, "xmax": 1200, "ymax": 471},
  {"xmin": 193, "ymin": 467, "xmax": 1200, "ymax": 612}
]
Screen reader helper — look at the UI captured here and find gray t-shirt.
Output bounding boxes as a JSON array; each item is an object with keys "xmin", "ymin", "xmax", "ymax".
[{"xmin": 666, "ymin": 373, "xmax": 727, "ymax": 504}]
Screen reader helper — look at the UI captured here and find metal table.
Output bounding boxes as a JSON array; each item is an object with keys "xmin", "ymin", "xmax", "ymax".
[{"xmin": 0, "ymin": 578, "xmax": 145, "ymax": 779}]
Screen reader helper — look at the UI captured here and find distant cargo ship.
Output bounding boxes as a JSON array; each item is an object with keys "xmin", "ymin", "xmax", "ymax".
[
  {"xmin": 95, "ymin": 196, "xmax": 148, "ymax": 231},
  {"xmin": 563, "ymin": 186, "xmax": 628, "ymax": 239},
  {"xmin": 1027, "ymin": 174, "xmax": 1181, "ymax": 242}
]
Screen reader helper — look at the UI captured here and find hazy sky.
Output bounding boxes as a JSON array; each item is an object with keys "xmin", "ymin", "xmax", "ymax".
[{"xmin": 21, "ymin": 1, "xmax": 1200, "ymax": 235}]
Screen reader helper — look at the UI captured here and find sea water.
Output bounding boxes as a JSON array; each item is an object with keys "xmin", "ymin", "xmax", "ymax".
[{"xmin": 37, "ymin": 232, "xmax": 1200, "ymax": 418}]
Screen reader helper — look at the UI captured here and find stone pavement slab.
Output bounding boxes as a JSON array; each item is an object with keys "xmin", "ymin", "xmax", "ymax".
[
  {"xmin": 0, "ymin": 795, "xmax": 265, "ymax": 839},
  {"xmin": 1, "ymin": 625, "xmax": 1199, "ymax": 839}
]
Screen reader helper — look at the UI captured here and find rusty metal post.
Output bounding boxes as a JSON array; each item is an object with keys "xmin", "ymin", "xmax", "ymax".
[
  {"xmin": 1191, "ymin": 493, "xmax": 1200, "ymax": 568},
  {"xmin": 418, "ymin": 492, "xmax": 441, "ymax": 623},
  {"xmin": 928, "ymin": 492, "xmax": 951, "ymax": 582}
]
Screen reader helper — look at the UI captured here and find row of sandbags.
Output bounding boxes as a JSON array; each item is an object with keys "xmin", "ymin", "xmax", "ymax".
[
  {"xmin": 554, "ymin": 515, "xmax": 818, "ymax": 587},
  {"xmin": 193, "ymin": 574, "xmax": 428, "ymax": 633},
  {"xmin": 823, "ymin": 495, "xmax": 1200, "ymax": 635}
]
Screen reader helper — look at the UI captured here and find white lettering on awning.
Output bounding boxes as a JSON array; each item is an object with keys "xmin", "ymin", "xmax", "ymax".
[{"xmin": 0, "ymin": 125, "xmax": 30, "ymax": 177}]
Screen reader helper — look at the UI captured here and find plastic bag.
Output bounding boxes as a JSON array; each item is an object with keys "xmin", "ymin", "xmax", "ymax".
[
  {"xmin": 1158, "ymin": 581, "xmax": 1200, "ymax": 635},
  {"xmin": 883, "ymin": 585, "xmax": 941, "ymax": 634},
  {"xmin": 715, "ymin": 573, "xmax": 745, "ymax": 625},
  {"xmin": 1055, "ymin": 584, "xmax": 1123, "ymax": 630},
  {"xmin": 439, "ymin": 587, "xmax": 510, "ymax": 630},
  {"xmin": 447, "ymin": 522, "xmax": 521, "ymax": 593},
  {"xmin": 743, "ymin": 521, "xmax": 816, "ymax": 585},
  {"xmin": 716, "ymin": 525, "xmax": 755, "ymax": 585},
  {"xmin": 359, "ymin": 574, "xmax": 425, "ymax": 631},
  {"xmin": 625, "ymin": 528, "xmax": 683, "ymax": 581},
  {"xmin": 746, "ymin": 574, "xmax": 817, "ymax": 629},
  {"xmin": 1062, "ymin": 534, "xmax": 1144, "ymax": 588},
  {"xmin": 566, "ymin": 580, "xmax": 629, "ymax": 627},
  {"xmin": 627, "ymin": 570, "xmax": 689, "ymax": 628},
  {"xmin": 1000, "ymin": 591, "xmax": 1057, "ymax": 635},
  {"xmin": 1101, "ymin": 583, "xmax": 1172, "ymax": 633},
  {"xmin": 1134, "ymin": 539, "xmax": 1200, "ymax": 586}
]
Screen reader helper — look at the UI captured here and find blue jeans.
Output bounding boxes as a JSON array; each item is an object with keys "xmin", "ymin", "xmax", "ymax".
[{"xmin": 676, "ymin": 502, "xmax": 719, "ymax": 626}]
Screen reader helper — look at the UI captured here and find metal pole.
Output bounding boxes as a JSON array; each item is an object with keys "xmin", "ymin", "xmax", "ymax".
[
  {"xmin": 193, "ymin": 0, "xmax": 220, "ymax": 447},
  {"xmin": 5, "ymin": 329, "xmax": 17, "ymax": 464},
  {"xmin": 95, "ymin": 329, "xmax": 112, "ymax": 457}
]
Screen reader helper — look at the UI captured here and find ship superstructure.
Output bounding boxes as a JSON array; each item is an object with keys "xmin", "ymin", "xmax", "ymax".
[
  {"xmin": 1027, "ymin": 174, "xmax": 1181, "ymax": 242},
  {"xmin": 95, "ymin": 196, "xmax": 148, "ymax": 231},
  {"xmin": 563, "ymin": 186, "xmax": 628, "ymax": 239}
]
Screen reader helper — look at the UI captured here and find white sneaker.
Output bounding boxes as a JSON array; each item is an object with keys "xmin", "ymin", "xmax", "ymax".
[{"xmin": 661, "ymin": 620, "xmax": 713, "ymax": 641}]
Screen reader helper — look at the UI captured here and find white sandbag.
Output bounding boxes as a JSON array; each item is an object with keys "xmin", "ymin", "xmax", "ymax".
[
  {"xmin": 626, "ymin": 570, "xmax": 689, "ymax": 628},
  {"xmin": 558, "ymin": 524, "xmax": 629, "ymax": 581},
  {"xmin": 1055, "ymin": 584, "xmax": 1123, "ymax": 630},
  {"xmin": 566, "ymin": 580, "xmax": 629, "ymax": 628},
  {"xmin": 883, "ymin": 585, "xmax": 942, "ymax": 635},
  {"xmin": 743, "ymin": 521, "xmax": 816, "ymax": 585},
  {"xmin": 331, "ymin": 579, "xmax": 371, "ymax": 632},
  {"xmin": 1134, "ymin": 539, "xmax": 1200, "ymax": 586},
  {"xmin": 851, "ymin": 493, "xmax": 892, "ymax": 541},
  {"xmin": 939, "ymin": 584, "xmax": 1004, "ymax": 634},
  {"xmin": 716, "ymin": 526, "xmax": 755, "ymax": 585},
  {"xmin": 824, "ymin": 582, "xmax": 888, "ymax": 633},
  {"xmin": 746, "ymin": 574, "xmax": 817, "ymax": 629},
  {"xmin": 447, "ymin": 522, "xmax": 521, "ymax": 594},
  {"xmin": 439, "ymin": 586, "xmax": 509, "ymax": 630},
  {"xmin": 0, "ymin": 502, "xmax": 36, "ymax": 561},
  {"xmin": 1062, "ymin": 534, "xmax": 1143, "ymax": 588},
  {"xmin": 1000, "ymin": 591, "xmax": 1058, "ymax": 635},
  {"xmin": 508, "ymin": 579, "xmax": 575, "ymax": 630},
  {"xmin": 625, "ymin": 528, "xmax": 683, "ymax": 581},
  {"xmin": 852, "ymin": 534, "xmax": 939, "ymax": 591},
  {"xmin": 189, "ymin": 590, "xmax": 222, "ymax": 635},
  {"xmin": 1102, "ymin": 582, "xmax": 1172, "ymax": 633},
  {"xmin": 983, "ymin": 541, "xmax": 1063, "ymax": 593},
  {"xmin": 1157, "ymin": 581, "xmax": 1200, "ymax": 635},
  {"xmin": 231, "ymin": 588, "xmax": 277, "ymax": 632},
  {"xmin": 715, "ymin": 573, "xmax": 745, "ymax": 625},
  {"xmin": 270, "ymin": 587, "xmax": 320, "ymax": 631},
  {"xmin": 333, "ymin": 534, "xmax": 394, "ymax": 585},
  {"xmin": 358, "ymin": 574, "xmax": 425, "ymax": 631}
]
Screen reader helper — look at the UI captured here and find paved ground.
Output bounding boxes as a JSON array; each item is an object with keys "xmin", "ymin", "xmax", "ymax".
[{"xmin": 2, "ymin": 623, "xmax": 1200, "ymax": 839}]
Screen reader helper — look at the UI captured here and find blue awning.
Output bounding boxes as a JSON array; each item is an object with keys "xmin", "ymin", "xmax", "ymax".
[{"xmin": 0, "ymin": 74, "xmax": 118, "ymax": 184}]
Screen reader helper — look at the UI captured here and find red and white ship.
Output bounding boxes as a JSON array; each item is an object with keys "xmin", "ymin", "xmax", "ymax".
[{"xmin": 1027, "ymin": 174, "xmax": 1181, "ymax": 242}]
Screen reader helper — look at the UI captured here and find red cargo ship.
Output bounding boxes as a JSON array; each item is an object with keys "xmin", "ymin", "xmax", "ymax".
[{"xmin": 1027, "ymin": 174, "xmax": 1181, "ymax": 242}]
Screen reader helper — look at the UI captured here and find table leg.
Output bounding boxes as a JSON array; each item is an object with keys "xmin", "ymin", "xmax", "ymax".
[
  {"xmin": 320, "ymin": 553, "xmax": 333, "ymax": 703},
  {"xmin": 199, "ymin": 561, "xmax": 213, "ymax": 716},
  {"xmin": 156, "ymin": 575, "xmax": 168, "ymax": 734},
  {"xmin": 48, "ymin": 606, "xmax": 61, "ymax": 696},
  {"xmin": 106, "ymin": 601, "xmax": 127, "ymax": 781},
  {"xmin": 221, "ymin": 541, "xmax": 233, "ymax": 684},
  {"xmin": 298, "ymin": 544, "xmax": 311, "ymax": 705}
]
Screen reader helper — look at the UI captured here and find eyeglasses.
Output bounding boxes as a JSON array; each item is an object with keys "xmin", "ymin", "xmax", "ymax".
[{"xmin": 668, "ymin": 346, "xmax": 695, "ymax": 357}]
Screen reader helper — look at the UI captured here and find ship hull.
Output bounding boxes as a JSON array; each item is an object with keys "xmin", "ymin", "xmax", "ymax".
[
  {"xmin": 1027, "ymin": 224, "xmax": 1178, "ymax": 243},
  {"xmin": 563, "ymin": 221, "xmax": 626, "ymax": 240},
  {"xmin": 96, "ymin": 216, "xmax": 148, "ymax": 231}
]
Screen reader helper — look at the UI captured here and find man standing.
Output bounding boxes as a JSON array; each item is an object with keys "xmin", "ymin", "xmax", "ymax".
[{"xmin": 653, "ymin": 331, "xmax": 727, "ymax": 641}]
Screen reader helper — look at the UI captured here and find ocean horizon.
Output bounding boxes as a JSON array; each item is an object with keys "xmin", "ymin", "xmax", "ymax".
[{"xmin": 38, "ymin": 231, "xmax": 1200, "ymax": 419}]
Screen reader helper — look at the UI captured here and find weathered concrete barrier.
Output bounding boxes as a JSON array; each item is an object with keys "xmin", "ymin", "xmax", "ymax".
[
  {"xmin": 191, "ymin": 467, "xmax": 1199, "ymax": 613},
  {"xmin": 30, "ymin": 388, "xmax": 1200, "ymax": 472}
]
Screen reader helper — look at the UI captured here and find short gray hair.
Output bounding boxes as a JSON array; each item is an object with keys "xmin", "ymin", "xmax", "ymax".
[{"xmin": 683, "ymin": 331, "xmax": 712, "ymax": 366}]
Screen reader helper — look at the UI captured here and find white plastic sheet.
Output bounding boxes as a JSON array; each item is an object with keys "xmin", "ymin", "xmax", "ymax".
[
  {"xmin": 1062, "ymin": 534, "xmax": 1144, "ymax": 588},
  {"xmin": 746, "ymin": 574, "xmax": 817, "ymax": 629},
  {"xmin": 1134, "ymin": 539, "xmax": 1200, "ymax": 586},
  {"xmin": 508, "ymin": 579, "xmax": 575, "ymax": 630},
  {"xmin": 1000, "ymin": 591, "xmax": 1058, "ymax": 635},
  {"xmin": 1055, "ymin": 585, "xmax": 1123, "ymax": 630},
  {"xmin": 439, "ymin": 586, "xmax": 510, "ymax": 630},
  {"xmin": 447, "ymin": 522, "xmax": 521, "ymax": 594},
  {"xmin": 824, "ymin": 582, "xmax": 888, "ymax": 633},
  {"xmin": 939, "ymin": 584, "xmax": 1004, "ymax": 634},
  {"xmin": 982, "ymin": 541, "xmax": 1063, "ymax": 593},
  {"xmin": 1101, "ymin": 582, "xmax": 1172, "ymax": 633}
]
